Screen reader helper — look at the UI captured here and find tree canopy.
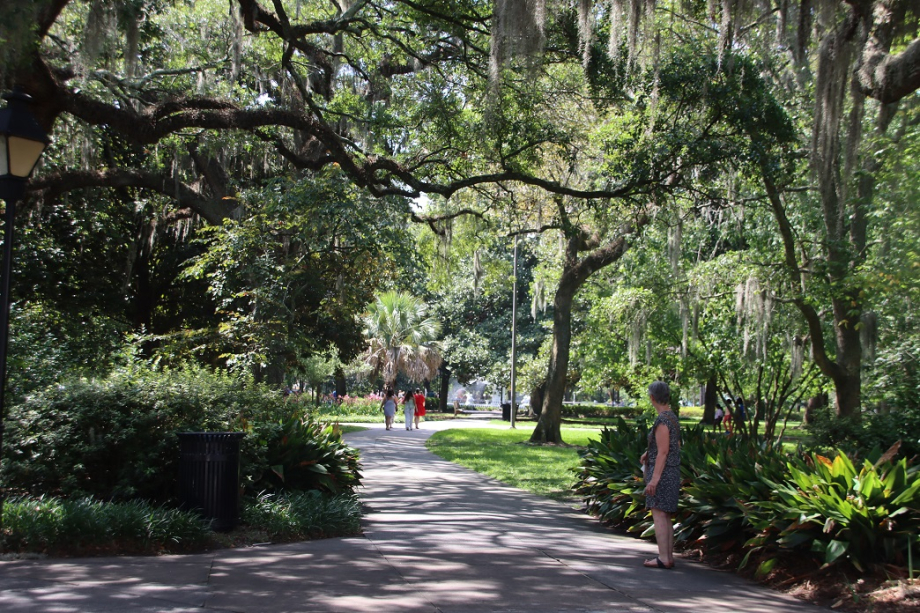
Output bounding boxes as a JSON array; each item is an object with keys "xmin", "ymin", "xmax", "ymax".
[{"xmin": 1, "ymin": 0, "xmax": 918, "ymax": 443}]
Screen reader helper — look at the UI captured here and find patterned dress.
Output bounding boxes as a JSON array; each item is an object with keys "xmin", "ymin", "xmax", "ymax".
[{"xmin": 645, "ymin": 410, "xmax": 681, "ymax": 513}]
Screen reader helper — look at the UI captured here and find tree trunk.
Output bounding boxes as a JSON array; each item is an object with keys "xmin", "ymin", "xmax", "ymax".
[
  {"xmin": 703, "ymin": 375, "xmax": 717, "ymax": 423},
  {"xmin": 438, "ymin": 366, "xmax": 451, "ymax": 413},
  {"xmin": 530, "ymin": 379, "xmax": 546, "ymax": 416},
  {"xmin": 530, "ymin": 281, "xmax": 574, "ymax": 444},
  {"xmin": 529, "ymin": 215, "xmax": 649, "ymax": 444},
  {"xmin": 826, "ymin": 292, "xmax": 862, "ymax": 417},
  {"xmin": 805, "ymin": 393, "xmax": 828, "ymax": 424},
  {"xmin": 334, "ymin": 366, "xmax": 347, "ymax": 398}
]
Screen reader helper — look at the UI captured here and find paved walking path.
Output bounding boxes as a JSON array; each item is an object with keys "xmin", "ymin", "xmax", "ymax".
[{"xmin": 0, "ymin": 420, "xmax": 826, "ymax": 612}]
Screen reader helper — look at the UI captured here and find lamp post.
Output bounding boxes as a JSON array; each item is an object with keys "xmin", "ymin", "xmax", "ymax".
[
  {"xmin": 509, "ymin": 235, "xmax": 518, "ymax": 429},
  {"xmin": 0, "ymin": 90, "xmax": 50, "ymax": 530}
]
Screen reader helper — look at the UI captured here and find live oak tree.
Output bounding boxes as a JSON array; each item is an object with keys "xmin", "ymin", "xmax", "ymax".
[{"xmin": 3, "ymin": 0, "xmax": 917, "ymax": 428}]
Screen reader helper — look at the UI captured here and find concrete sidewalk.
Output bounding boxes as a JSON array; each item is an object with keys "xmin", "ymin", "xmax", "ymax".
[{"xmin": 0, "ymin": 420, "xmax": 826, "ymax": 612}]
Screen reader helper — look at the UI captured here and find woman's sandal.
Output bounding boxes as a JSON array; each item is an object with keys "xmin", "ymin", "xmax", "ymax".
[{"xmin": 643, "ymin": 557, "xmax": 674, "ymax": 569}]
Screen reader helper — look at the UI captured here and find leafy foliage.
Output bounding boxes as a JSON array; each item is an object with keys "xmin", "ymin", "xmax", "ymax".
[
  {"xmin": 573, "ymin": 418, "xmax": 651, "ymax": 532},
  {"xmin": 2, "ymin": 361, "xmax": 362, "ymax": 502},
  {"xmin": 806, "ymin": 407, "xmax": 920, "ymax": 461},
  {"xmin": 241, "ymin": 491, "xmax": 361, "ymax": 541},
  {"xmin": 749, "ymin": 448, "xmax": 920, "ymax": 572},
  {"xmin": 1, "ymin": 495, "xmax": 212, "ymax": 555},
  {"xmin": 180, "ymin": 173, "xmax": 406, "ymax": 382},
  {"xmin": 575, "ymin": 424, "xmax": 920, "ymax": 572},
  {"xmin": 250, "ymin": 415, "xmax": 362, "ymax": 495}
]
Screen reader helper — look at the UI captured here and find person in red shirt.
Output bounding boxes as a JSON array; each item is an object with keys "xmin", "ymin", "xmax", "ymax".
[{"xmin": 413, "ymin": 389, "xmax": 427, "ymax": 429}]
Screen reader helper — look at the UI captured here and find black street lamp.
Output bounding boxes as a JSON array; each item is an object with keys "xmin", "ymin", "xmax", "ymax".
[{"xmin": 0, "ymin": 90, "xmax": 50, "ymax": 529}]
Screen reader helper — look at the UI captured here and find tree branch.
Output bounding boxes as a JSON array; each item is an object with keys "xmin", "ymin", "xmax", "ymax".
[{"xmin": 29, "ymin": 169, "xmax": 238, "ymax": 224}]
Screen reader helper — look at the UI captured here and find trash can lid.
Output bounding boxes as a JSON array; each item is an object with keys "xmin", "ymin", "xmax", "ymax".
[{"xmin": 177, "ymin": 431, "xmax": 245, "ymax": 439}]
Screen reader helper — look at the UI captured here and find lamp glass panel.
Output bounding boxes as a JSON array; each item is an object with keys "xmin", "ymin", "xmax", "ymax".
[
  {"xmin": 7, "ymin": 136, "xmax": 46, "ymax": 178},
  {"xmin": 0, "ymin": 135, "xmax": 7, "ymax": 176}
]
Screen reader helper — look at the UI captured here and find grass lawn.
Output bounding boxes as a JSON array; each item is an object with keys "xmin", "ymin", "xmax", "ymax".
[
  {"xmin": 426, "ymin": 427, "xmax": 605, "ymax": 501},
  {"xmin": 337, "ymin": 425, "xmax": 369, "ymax": 434},
  {"xmin": 427, "ymin": 421, "xmax": 810, "ymax": 500}
]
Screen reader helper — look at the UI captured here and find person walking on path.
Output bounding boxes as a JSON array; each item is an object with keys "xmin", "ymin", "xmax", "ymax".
[
  {"xmin": 413, "ymin": 388, "xmax": 426, "ymax": 429},
  {"xmin": 381, "ymin": 389, "xmax": 397, "ymax": 430},
  {"xmin": 712, "ymin": 405, "xmax": 724, "ymax": 432},
  {"xmin": 640, "ymin": 380, "xmax": 681, "ymax": 570},
  {"xmin": 402, "ymin": 388, "xmax": 415, "ymax": 431}
]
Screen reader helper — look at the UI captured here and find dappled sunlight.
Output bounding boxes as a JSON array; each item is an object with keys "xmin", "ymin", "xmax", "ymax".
[{"xmin": 0, "ymin": 425, "xmax": 819, "ymax": 612}]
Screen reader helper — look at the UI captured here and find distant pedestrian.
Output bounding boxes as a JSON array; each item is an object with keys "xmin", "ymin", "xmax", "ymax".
[
  {"xmin": 640, "ymin": 381, "xmax": 681, "ymax": 570},
  {"xmin": 381, "ymin": 389, "xmax": 397, "ymax": 431},
  {"xmin": 402, "ymin": 389, "xmax": 416, "ymax": 430},
  {"xmin": 413, "ymin": 389, "xmax": 426, "ymax": 429},
  {"xmin": 734, "ymin": 396, "xmax": 747, "ymax": 432},
  {"xmin": 713, "ymin": 405, "xmax": 724, "ymax": 432}
]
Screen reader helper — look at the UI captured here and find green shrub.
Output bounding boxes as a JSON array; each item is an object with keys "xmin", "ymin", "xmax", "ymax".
[
  {"xmin": 575, "ymin": 423, "xmax": 920, "ymax": 573},
  {"xmin": 3, "ymin": 363, "xmax": 362, "ymax": 502},
  {"xmin": 806, "ymin": 407, "xmax": 920, "ymax": 460},
  {"xmin": 248, "ymin": 415, "xmax": 362, "ymax": 495},
  {"xmin": 241, "ymin": 491, "xmax": 361, "ymax": 541},
  {"xmin": 561, "ymin": 404, "xmax": 644, "ymax": 420},
  {"xmin": 2, "ymin": 364, "xmax": 282, "ymax": 501},
  {"xmin": 573, "ymin": 417, "xmax": 651, "ymax": 534},
  {"xmin": 1, "ymin": 495, "xmax": 211, "ymax": 554},
  {"xmin": 747, "ymin": 448, "xmax": 920, "ymax": 572},
  {"xmin": 676, "ymin": 432, "xmax": 792, "ymax": 551}
]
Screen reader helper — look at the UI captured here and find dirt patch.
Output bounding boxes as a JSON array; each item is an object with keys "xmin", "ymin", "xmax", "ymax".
[{"xmin": 682, "ymin": 546, "xmax": 919, "ymax": 612}]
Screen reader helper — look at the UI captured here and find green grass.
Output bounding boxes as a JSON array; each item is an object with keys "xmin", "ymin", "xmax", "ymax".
[
  {"xmin": 426, "ymin": 427, "xmax": 604, "ymax": 500},
  {"xmin": 427, "ymin": 422, "xmax": 811, "ymax": 501}
]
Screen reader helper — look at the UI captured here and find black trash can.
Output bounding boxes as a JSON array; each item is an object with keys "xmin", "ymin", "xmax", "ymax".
[
  {"xmin": 501, "ymin": 402, "xmax": 511, "ymax": 421},
  {"xmin": 178, "ymin": 432, "xmax": 245, "ymax": 532}
]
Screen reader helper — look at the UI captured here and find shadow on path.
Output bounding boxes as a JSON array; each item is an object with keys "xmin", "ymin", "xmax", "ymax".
[{"xmin": 0, "ymin": 421, "xmax": 826, "ymax": 612}]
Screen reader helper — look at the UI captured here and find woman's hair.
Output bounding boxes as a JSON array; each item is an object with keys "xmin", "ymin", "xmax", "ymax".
[
  {"xmin": 648, "ymin": 381, "xmax": 671, "ymax": 405},
  {"xmin": 403, "ymin": 389, "xmax": 414, "ymax": 401},
  {"xmin": 385, "ymin": 389, "xmax": 394, "ymax": 398}
]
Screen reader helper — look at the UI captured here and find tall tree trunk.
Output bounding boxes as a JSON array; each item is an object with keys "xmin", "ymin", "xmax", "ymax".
[
  {"xmin": 530, "ymin": 379, "xmax": 546, "ymax": 416},
  {"xmin": 530, "ymin": 278, "xmax": 575, "ymax": 444},
  {"xmin": 438, "ymin": 366, "xmax": 451, "ymax": 413},
  {"xmin": 334, "ymin": 365, "xmax": 347, "ymax": 398},
  {"xmin": 530, "ymin": 214, "xmax": 648, "ymax": 444},
  {"xmin": 703, "ymin": 374, "xmax": 717, "ymax": 423}
]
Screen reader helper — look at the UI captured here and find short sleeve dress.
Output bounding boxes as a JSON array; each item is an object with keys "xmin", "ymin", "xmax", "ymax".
[{"xmin": 645, "ymin": 410, "xmax": 681, "ymax": 513}]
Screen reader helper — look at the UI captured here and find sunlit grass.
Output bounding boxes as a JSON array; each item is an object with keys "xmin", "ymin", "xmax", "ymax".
[
  {"xmin": 428, "ymin": 421, "xmax": 811, "ymax": 500},
  {"xmin": 426, "ymin": 427, "xmax": 604, "ymax": 501}
]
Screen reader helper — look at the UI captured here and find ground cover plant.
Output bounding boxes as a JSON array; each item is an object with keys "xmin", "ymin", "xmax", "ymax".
[
  {"xmin": 574, "ymin": 419, "xmax": 920, "ymax": 609},
  {"xmin": 2, "ymin": 496, "xmax": 212, "ymax": 555},
  {"xmin": 1, "ymin": 492, "xmax": 362, "ymax": 556},
  {"xmin": 241, "ymin": 491, "xmax": 361, "ymax": 542}
]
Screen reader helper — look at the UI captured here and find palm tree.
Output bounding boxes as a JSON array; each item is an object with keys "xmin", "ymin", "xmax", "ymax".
[{"xmin": 362, "ymin": 291, "xmax": 442, "ymax": 388}]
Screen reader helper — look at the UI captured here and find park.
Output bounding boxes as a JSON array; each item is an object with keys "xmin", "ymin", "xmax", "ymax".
[{"xmin": 0, "ymin": 0, "xmax": 919, "ymax": 611}]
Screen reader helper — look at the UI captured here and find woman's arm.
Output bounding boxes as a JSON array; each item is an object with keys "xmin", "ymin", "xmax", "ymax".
[{"xmin": 645, "ymin": 424, "xmax": 670, "ymax": 496}]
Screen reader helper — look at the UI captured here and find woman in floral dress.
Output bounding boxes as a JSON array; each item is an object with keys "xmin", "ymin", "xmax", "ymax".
[{"xmin": 640, "ymin": 381, "xmax": 681, "ymax": 569}]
